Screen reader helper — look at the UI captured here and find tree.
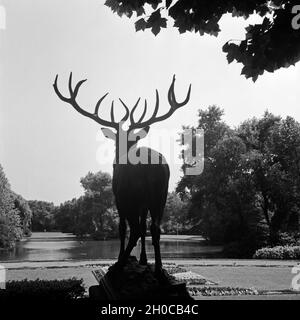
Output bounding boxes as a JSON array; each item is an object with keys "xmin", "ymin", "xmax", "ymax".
[
  {"xmin": 78, "ymin": 171, "xmax": 118, "ymax": 238},
  {"xmin": 161, "ymin": 192, "xmax": 189, "ymax": 234},
  {"xmin": 177, "ymin": 105, "xmax": 230, "ymax": 200},
  {"xmin": 180, "ymin": 133, "xmax": 269, "ymax": 256},
  {"xmin": 53, "ymin": 199, "xmax": 77, "ymax": 233},
  {"xmin": 13, "ymin": 193, "xmax": 32, "ymax": 236},
  {"xmin": 105, "ymin": 0, "xmax": 300, "ymax": 80},
  {"xmin": 54, "ymin": 171, "xmax": 118, "ymax": 239},
  {"xmin": 80, "ymin": 171, "xmax": 112, "ymax": 196},
  {"xmin": 176, "ymin": 108, "xmax": 300, "ymax": 256},
  {"xmin": 0, "ymin": 164, "xmax": 23, "ymax": 248},
  {"xmin": 238, "ymin": 112, "xmax": 300, "ymax": 242},
  {"xmin": 28, "ymin": 200, "xmax": 56, "ymax": 232}
]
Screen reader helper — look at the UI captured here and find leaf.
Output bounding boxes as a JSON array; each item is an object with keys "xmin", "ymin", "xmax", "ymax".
[
  {"xmin": 121, "ymin": 5, "xmax": 133, "ymax": 18},
  {"xmin": 151, "ymin": 24, "xmax": 161, "ymax": 36},
  {"xmin": 136, "ymin": 7, "xmax": 145, "ymax": 17},
  {"xmin": 104, "ymin": 0, "xmax": 115, "ymax": 8},
  {"xmin": 241, "ymin": 65, "xmax": 251, "ymax": 77},
  {"xmin": 104, "ymin": 0, "xmax": 119, "ymax": 12},
  {"xmin": 147, "ymin": 9, "xmax": 162, "ymax": 24},
  {"xmin": 135, "ymin": 18, "xmax": 147, "ymax": 32},
  {"xmin": 147, "ymin": 9, "xmax": 167, "ymax": 36},
  {"xmin": 226, "ymin": 51, "xmax": 235, "ymax": 64},
  {"xmin": 151, "ymin": 17, "xmax": 167, "ymax": 35},
  {"xmin": 160, "ymin": 17, "xmax": 167, "ymax": 28},
  {"xmin": 151, "ymin": 2, "xmax": 159, "ymax": 10},
  {"xmin": 222, "ymin": 42, "xmax": 230, "ymax": 52}
]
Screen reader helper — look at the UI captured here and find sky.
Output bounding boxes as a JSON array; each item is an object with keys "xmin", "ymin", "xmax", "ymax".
[{"xmin": 0, "ymin": 0, "xmax": 300, "ymax": 205}]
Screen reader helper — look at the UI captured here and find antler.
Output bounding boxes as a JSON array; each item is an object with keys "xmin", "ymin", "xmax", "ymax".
[
  {"xmin": 53, "ymin": 72, "xmax": 129, "ymax": 129},
  {"xmin": 128, "ymin": 75, "xmax": 191, "ymax": 130}
]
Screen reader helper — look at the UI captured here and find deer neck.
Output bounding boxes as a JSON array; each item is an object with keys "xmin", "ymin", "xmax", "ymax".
[{"xmin": 115, "ymin": 137, "xmax": 139, "ymax": 165}]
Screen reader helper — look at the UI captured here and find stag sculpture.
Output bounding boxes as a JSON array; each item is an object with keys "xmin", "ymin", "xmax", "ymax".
[{"xmin": 53, "ymin": 74, "xmax": 191, "ymax": 276}]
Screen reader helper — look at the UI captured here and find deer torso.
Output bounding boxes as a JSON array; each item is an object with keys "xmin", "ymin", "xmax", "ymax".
[{"xmin": 112, "ymin": 147, "xmax": 170, "ymax": 215}]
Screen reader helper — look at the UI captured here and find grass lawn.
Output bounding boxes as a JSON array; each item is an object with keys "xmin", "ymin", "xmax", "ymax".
[
  {"xmin": 5, "ymin": 259, "xmax": 299, "ymax": 296},
  {"xmin": 187, "ymin": 265, "xmax": 295, "ymax": 291}
]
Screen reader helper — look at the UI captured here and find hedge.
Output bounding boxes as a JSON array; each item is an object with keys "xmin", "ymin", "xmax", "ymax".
[
  {"xmin": 253, "ymin": 246, "xmax": 300, "ymax": 259},
  {"xmin": 0, "ymin": 278, "xmax": 85, "ymax": 300}
]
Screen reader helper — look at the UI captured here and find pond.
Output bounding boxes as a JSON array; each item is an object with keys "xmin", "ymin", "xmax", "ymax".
[{"xmin": 0, "ymin": 232, "xmax": 223, "ymax": 262}]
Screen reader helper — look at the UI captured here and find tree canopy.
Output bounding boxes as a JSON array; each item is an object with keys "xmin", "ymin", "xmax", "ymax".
[
  {"xmin": 176, "ymin": 107, "xmax": 300, "ymax": 256},
  {"xmin": 0, "ymin": 164, "xmax": 31, "ymax": 248},
  {"xmin": 54, "ymin": 171, "xmax": 119, "ymax": 239},
  {"xmin": 105, "ymin": 0, "xmax": 300, "ymax": 81},
  {"xmin": 28, "ymin": 200, "xmax": 55, "ymax": 232}
]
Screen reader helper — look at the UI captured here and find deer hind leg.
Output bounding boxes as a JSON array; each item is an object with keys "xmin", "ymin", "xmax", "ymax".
[
  {"xmin": 139, "ymin": 209, "xmax": 148, "ymax": 265},
  {"xmin": 118, "ymin": 216, "xmax": 126, "ymax": 260}
]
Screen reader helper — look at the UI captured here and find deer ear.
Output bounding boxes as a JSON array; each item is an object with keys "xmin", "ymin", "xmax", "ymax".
[
  {"xmin": 101, "ymin": 127, "xmax": 116, "ymax": 141},
  {"xmin": 134, "ymin": 126, "xmax": 150, "ymax": 140}
]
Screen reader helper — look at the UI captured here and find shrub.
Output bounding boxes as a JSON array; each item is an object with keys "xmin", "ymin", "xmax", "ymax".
[
  {"xmin": 254, "ymin": 246, "xmax": 300, "ymax": 259},
  {"xmin": 0, "ymin": 278, "xmax": 85, "ymax": 300}
]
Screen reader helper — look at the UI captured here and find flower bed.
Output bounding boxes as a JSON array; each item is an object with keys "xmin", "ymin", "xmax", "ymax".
[{"xmin": 188, "ymin": 286, "xmax": 258, "ymax": 297}]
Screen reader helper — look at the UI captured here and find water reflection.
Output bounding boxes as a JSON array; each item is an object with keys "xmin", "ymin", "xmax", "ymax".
[{"xmin": 0, "ymin": 232, "xmax": 222, "ymax": 262}]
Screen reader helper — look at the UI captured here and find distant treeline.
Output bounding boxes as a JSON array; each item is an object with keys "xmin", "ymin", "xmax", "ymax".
[
  {"xmin": 1, "ymin": 107, "xmax": 299, "ymax": 257},
  {"xmin": 28, "ymin": 172, "xmax": 190, "ymax": 240}
]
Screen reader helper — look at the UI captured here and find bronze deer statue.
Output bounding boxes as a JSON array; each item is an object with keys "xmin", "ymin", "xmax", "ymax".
[{"xmin": 53, "ymin": 73, "xmax": 191, "ymax": 276}]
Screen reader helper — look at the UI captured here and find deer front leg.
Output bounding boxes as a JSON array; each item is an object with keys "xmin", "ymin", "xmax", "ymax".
[
  {"xmin": 150, "ymin": 219, "xmax": 169, "ymax": 284},
  {"xmin": 109, "ymin": 218, "xmax": 139, "ymax": 276},
  {"xmin": 117, "ymin": 218, "xmax": 140, "ymax": 268},
  {"xmin": 118, "ymin": 216, "xmax": 126, "ymax": 261},
  {"xmin": 150, "ymin": 220, "xmax": 162, "ymax": 274},
  {"xmin": 150, "ymin": 208, "xmax": 169, "ymax": 283}
]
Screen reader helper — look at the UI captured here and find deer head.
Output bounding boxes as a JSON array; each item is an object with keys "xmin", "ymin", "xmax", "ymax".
[{"xmin": 53, "ymin": 73, "xmax": 191, "ymax": 163}]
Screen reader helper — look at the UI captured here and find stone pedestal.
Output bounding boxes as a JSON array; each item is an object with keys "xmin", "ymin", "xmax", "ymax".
[{"xmin": 89, "ymin": 256, "xmax": 193, "ymax": 302}]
